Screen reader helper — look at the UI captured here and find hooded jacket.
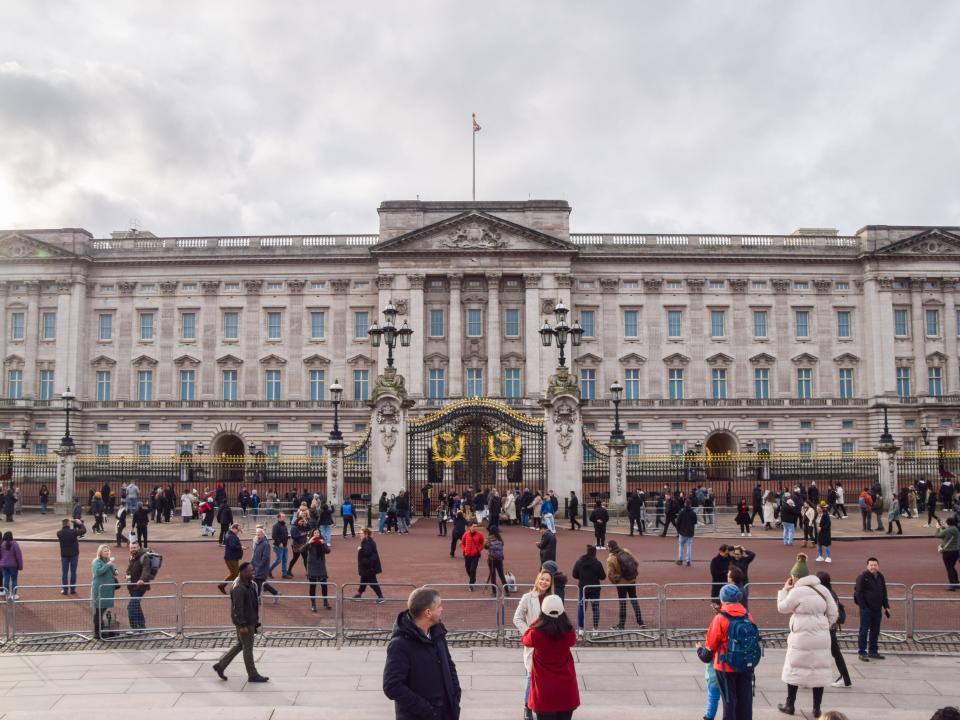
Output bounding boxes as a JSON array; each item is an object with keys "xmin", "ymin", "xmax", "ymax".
[
  {"xmin": 777, "ymin": 575, "xmax": 839, "ymax": 688},
  {"xmin": 383, "ymin": 611, "xmax": 461, "ymax": 720},
  {"xmin": 701, "ymin": 601, "xmax": 753, "ymax": 673}
]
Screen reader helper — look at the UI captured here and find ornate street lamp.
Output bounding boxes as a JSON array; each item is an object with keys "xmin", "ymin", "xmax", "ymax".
[
  {"xmin": 609, "ymin": 379, "xmax": 624, "ymax": 442},
  {"xmin": 20, "ymin": 428, "xmax": 30, "ymax": 449},
  {"xmin": 879, "ymin": 406, "xmax": 895, "ymax": 445},
  {"xmin": 744, "ymin": 439, "xmax": 755, "ymax": 454},
  {"xmin": 368, "ymin": 299, "xmax": 413, "ymax": 369},
  {"xmin": 60, "ymin": 387, "xmax": 75, "ymax": 449},
  {"xmin": 694, "ymin": 440, "xmax": 704, "ymax": 455},
  {"xmin": 329, "ymin": 378, "xmax": 344, "ymax": 441},
  {"xmin": 538, "ymin": 300, "xmax": 584, "ymax": 368},
  {"xmin": 920, "ymin": 425, "xmax": 930, "ymax": 446}
]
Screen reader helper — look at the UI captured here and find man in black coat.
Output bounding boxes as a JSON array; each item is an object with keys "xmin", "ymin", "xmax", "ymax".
[
  {"xmin": 383, "ymin": 588, "xmax": 461, "ymax": 720},
  {"xmin": 132, "ymin": 502, "xmax": 150, "ymax": 547},
  {"xmin": 568, "ymin": 491, "xmax": 581, "ymax": 530},
  {"xmin": 488, "ymin": 490, "xmax": 502, "ymax": 531},
  {"xmin": 627, "ymin": 492, "xmax": 643, "ymax": 536},
  {"xmin": 709, "ymin": 544, "xmax": 731, "ymax": 602},
  {"xmin": 750, "ymin": 484, "xmax": 764, "ymax": 526},
  {"xmin": 572, "ymin": 544, "xmax": 606, "ymax": 633},
  {"xmin": 518, "ymin": 488, "xmax": 533, "ymax": 527},
  {"xmin": 854, "ymin": 556, "xmax": 890, "ymax": 661},
  {"xmin": 449, "ymin": 508, "xmax": 467, "ymax": 559},
  {"xmin": 213, "ymin": 562, "xmax": 268, "ymax": 682},
  {"xmin": 675, "ymin": 500, "xmax": 698, "ymax": 566},
  {"xmin": 537, "ymin": 526, "xmax": 557, "ymax": 565}
]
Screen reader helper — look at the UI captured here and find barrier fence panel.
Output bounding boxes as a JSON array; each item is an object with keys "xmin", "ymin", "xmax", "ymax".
[
  {"xmin": 1, "ymin": 596, "xmax": 8, "ymax": 643},
  {"xmin": 502, "ymin": 594, "xmax": 581, "ymax": 645},
  {"xmin": 741, "ymin": 582, "xmax": 790, "ymax": 640},
  {"xmin": 662, "ymin": 583, "xmax": 722, "ymax": 641},
  {"xmin": 10, "ymin": 584, "xmax": 96, "ymax": 644},
  {"xmin": 98, "ymin": 581, "xmax": 179, "ymax": 642},
  {"xmin": 833, "ymin": 581, "xmax": 908, "ymax": 644},
  {"xmin": 910, "ymin": 584, "xmax": 960, "ymax": 644},
  {"xmin": 340, "ymin": 583, "xmax": 417, "ymax": 641},
  {"xmin": 423, "ymin": 583, "xmax": 501, "ymax": 641},
  {"xmin": 180, "ymin": 580, "xmax": 239, "ymax": 639},
  {"xmin": 258, "ymin": 580, "xmax": 339, "ymax": 640},
  {"xmin": 576, "ymin": 583, "xmax": 660, "ymax": 644}
]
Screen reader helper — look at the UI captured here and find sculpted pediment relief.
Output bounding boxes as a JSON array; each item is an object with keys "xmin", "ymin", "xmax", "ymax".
[
  {"xmin": 131, "ymin": 355, "xmax": 158, "ymax": 367},
  {"xmin": 91, "ymin": 355, "xmax": 117, "ymax": 367},
  {"xmin": 216, "ymin": 354, "xmax": 244, "ymax": 366},
  {"xmin": 174, "ymin": 354, "xmax": 200, "ymax": 366},
  {"xmin": 833, "ymin": 353, "xmax": 860, "ymax": 365},
  {"xmin": 618, "ymin": 353, "xmax": 647, "ymax": 365},
  {"xmin": 258, "ymin": 354, "xmax": 287, "ymax": 366},
  {"xmin": 574, "ymin": 352, "xmax": 602, "ymax": 366},
  {"xmin": 791, "ymin": 353, "xmax": 819, "ymax": 365},
  {"xmin": 371, "ymin": 211, "xmax": 577, "ymax": 255},
  {"xmin": 663, "ymin": 353, "xmax": 690, "ymax": 366},
  {"xmin": 302, "ymin": 354, "xmax": 330, "ymax": 366},
  {"xmin": 750, "ymin": 353, "xmax": 776, "ymax": 365},
  {"xmin": 705, "ymin": 353, "xmax": 734, "ymax": 366},
  {"xmin": 875, "ymin": 228, "xmax": 960, "ymax": 256},
  {"xmin": 0, "ymin": 233, "xmax": 76, "ymax": 260}
]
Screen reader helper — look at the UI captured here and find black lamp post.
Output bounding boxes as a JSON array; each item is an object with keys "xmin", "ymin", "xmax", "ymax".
[
  {"xmin": 60, "ymin": 387, "xmax": 75, "ymax": 449},
  {"xmin": 248, "ymin": 442, "xmax": 256, "ymax": 455},
  {"xmin": 368, "ymin": 299, "xmax": 413, "ymax": 369},
  {"xmin": 329, "ymin": 378, "xmax": 343, "ymax": 441},
  {"xmin": 609, "ymin": 380, "xmax": 624, "ymax": 442},
  {"xmin": 879, "ymin": 406, "xmax": 895, "ymax": 444},
  {"xmin": 196, "ymin": 442, "xmax": 205, "ymax": 457},
  {"xmin": 920, "ymin": 425, "xmax": 930, "ymax": 446},
  {"xmin": 745, "ymin": 439, "xmax": 755, "ymax": 454},
  {"xmin": 539, "ymin": 300, "xmax": 584, "ymax": 368}
]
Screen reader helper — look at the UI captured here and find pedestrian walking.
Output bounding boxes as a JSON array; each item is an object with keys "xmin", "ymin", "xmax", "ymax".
[
  {"xmin": 676, "ymin": 500, "xmax": 698, "ymax": 566},
  {"xmin": 504, "ymin": 490, "xmax": 517, "ymax": 526},
  {"xmin": 735, "ymin": 499, "xmax": 751, "ymax": 537},
  {"xmin": 815, "ymin": 571, "xmax": 851, "ymax": 689},
  {"xmin": 216, "ymin": 500, "xmax": 234, "ymax": 545},
  {"xmin": 437, "ymin": 499, "xmax": 449, "ymax": 537},
  {"xmin": 531, "ymin": 492, "xmax": 543, "ymax": 529},
  {"xmin": 91, "ymin": 492, "xmax": 105, "ymax": 533},
  {"xmin": 125, "ymin": 541, "xmax": 154, "ymax": 630},
  {"xmin": 383, "ymin": 587, "xmax": 461, "ymax": 720},
  {"xmin": 318, "ymin": 501, "xmax": 334, "ymax": 546},
  {"xmin": 180, "ymin": 490, "xmax": 193, "ymax": 522},
  {"xmin": 3, "ymin": 486, "xmax": 15, "ymax": 522},
  {"xmin": 488, "ymin": 488, "xmax": 502, "ymax": 532},
  {"xmin": 0, "ymin": 531, "xmax": 24, "ymax": 599},
  {"xmin": 57, "ymin": 517, "xmax": 86, "ymax": 594},
  {"xmin": 800, "ymin": 501, "xmax": 816, "ymax": 548},
  {"xmin": 833, "ymin": 483, "xmax": 848, "ymax": 518},
  {"xmin": 287, "ymin": 517, "xmax": 309, "ymax": 577},
  {"xmin": 776, "ymin": 553, "xmax": 838, "ymax": 718},
  {"xmin": 251, "ymin": 526, "xmax": 280, "ymax": 602},
  {"xmin": 627, "ymin": 492, "xmax": 644, "ymax": 536},
  {"xmin": 572, "ymin": 544, "xmax": 605, "ymax": 635},
  {"xmin": 567, "ymin": 491, "xmax": 581, "ymax": 531},
  {"xmin": 514, "ymin": 570, "xmax": 555, "ymax": 720},
  {"xmin": 605, "ymin": 540, "xmax": 645, "ymax": 629},
  {"xmin": 815, "ymin": 505, "xmax": 832, "ymax": 563},
  {"xmin": 212, "ymin": 562, "xmax": 269, "ymax": 682},
  {"xmin": 460, "ymin": 521, "xmax": 485, "ymax": 590},
  {"xmin": 218, "ymin": 523, "xmax": 244, "ymax": 594},
  {"xmin": 710, "ymin": 545, "xmax": 732, "ymax": 603},
  {"xmin": 886, "ymin": 496, "xmax": 903, "ymax": 535},
  {"xmin": 305, "ymin": 528, "xmax": 331, "ymax": 611},
  {"xmin": 522, "ymin": 593, "xmax": 580, "ymax": 720},
  {"xmin": 352, "ymin": 527, "xmax": 384, "ymax": 601},
  {"xmin": 853, "ymin": 557, "xmax": 890, "ymax": 661},
  {"xmin": 697, "ymin": 583, "xmax": 758, "ymax": 720},
  {"xmin": 763, "ymin": 490, "xmax": 777, "ymax": 530},
  {"xmin": 124, "ymin": 481, "xmax": 140, "ymax": 516},
  {"xmin": 132, "ymin": 502, "xmax": 150, "ymax": 547},
  {"xmin": 588, "ymin": 501, "xmax": 608, "ymax": 549},
  {"xmin": 90, "ymin": 544, "xmax": 118, "ymax": 639},
  {"xmin": 485, "ymin": 526, "xmax": 508, "ymax": 597},
  {"xmin": 934, "ymin": 517, "xmax": 959, "ymax": 590},
  {"xmin": 269, "ymin": 512, "xmax": 292, "ymax": 578},
  {"xmin": 115, "ymin": 506, "xmax": 128, "ymax": 547},
  {"xmin": 341, "ymin": 498, "xmax": 356, "ymax": 537},
  {"xmin": 449, "ymin": 506, "xmax": 466, "ymax": 558},
  {"xmin": 781, "ymin": 497, "xmax": 799, "ymax": 545},
  {"xmin": 537, "ymin": 525, "xmax": 557, "ymax": 566}
]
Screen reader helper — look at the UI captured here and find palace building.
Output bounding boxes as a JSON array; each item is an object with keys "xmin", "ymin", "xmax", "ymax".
[{"xmin": 0, "ymin": 200, "xmax": 958, "ymax": 502}]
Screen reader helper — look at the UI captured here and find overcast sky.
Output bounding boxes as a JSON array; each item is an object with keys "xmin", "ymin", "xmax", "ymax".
[{"xmin": 1, "ymin": 1, "xmax": 958, "ymax": 238}]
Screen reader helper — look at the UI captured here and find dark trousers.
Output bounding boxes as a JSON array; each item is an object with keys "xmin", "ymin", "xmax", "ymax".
[
  {"xmin": 357, "ymin": 573, "xmax": 383, "ymax": 598},
  {"xmin": 749, "ymin": 507, "xmax": 763, "ymax": 525},
  {"xmin": 128, "ymin": 588, "xmax": 146, "ymax": 629},
  {"xmin": 217, "ymin": 624, "xmax": 258, "ymax": 678},
  {"xmin": 594, "ymin": 525, "xmax": 606, "ymax": 547},
  {"xmin": 116, "ymin": 525, "xmax": 127, "ymax": 546},
  {"xmin": 942, "ymin": 550, "xmax": 959, "ymax": 588},
  {"xmin": 579, "ymin": 587, "xmax": 601, "ymax": 630},
  {"xmin": 342, "ymin": 517, "xmax": 355, "ymax": 537},
  {"xmin": 438, "ymin": 518, "xmax": 447, "ymax": 536},
  {"xmin": 254, "ymin": 577, "xmax": 279, "ymax": 597},
  {"xmin": 786, "ymin": 684, "xmax": 823, "ymax": 710},
  {"xmin": 660, "ymin": 513, "xmax": 677, "ymax": 536},
  {"xmin": 830, "ymin": 629, "xmax": 850, "ymax": 685},
  {"xmin": 858, "ymin": 608, "xmax": 883, "ymax": 655},
  {"xmin": 535, "ymin": 713, "xmax": 574, "ymax": 720},
  {"xmin": 308, "ymin": 576, "xmax": 329, "ymax": 607},
  {"xmin": 464, "ymin": 555, "xmax": 480, "ymax": 586},
  {"xmin": 716, "ymin": 670, "xmax": 753, "ymax": 720},
  {"xmin": 93, "ymin": 608, "xmax": 107, "ymax": 639},
  {"xmin": 288, "ymin": 549, "xmax": 304, "ymax": 574},
  {"xmin": 135, "ymin": 524, "xmax": 148, "ymax": 547},
  {"xmin": 628, "ymin": 516, "xmax": 642, "ymax": 535},
  {"xmin": 487, "ymin": 557, "xmax": 506, "ymax": 592},
  {"xmin": 860, "ymin": 509, "xmax": 872, "ymax": 530},
  {"xmin": 872, "ymin": 508, "xmax": 883, "ymax": 531},
  {"xmin": 569, "ymin": 513, "xmax": 581, "ymax": 530},
  {"xmin": 218, "ymin": 523, "xmax": 230, "ymax": 544},
  {"xmin": 615, "ymin": 584, "xmax": 644, "ymax": 627},
  {"xmin": 450, "ymin": 532, "xmax": 463, "ymax": 557},
  {"xmin": 886, "ymin": 518, "xmax": 902, "ymax": 534}
]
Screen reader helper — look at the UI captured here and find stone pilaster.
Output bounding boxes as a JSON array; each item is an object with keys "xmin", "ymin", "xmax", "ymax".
[
  {"xmin": 608, "ymin": 438, "xmax": 627, "ymax": 509},
  {"xmin": 22, "ymin": 281, "xmax": 40, "ymax": 398},
  {"xmin": 944, "ymin": 279, "xmax": 957, "ymax": 395},
  {"xmin": 324, "ymin": 438, "xmax": 346, "ymax": 508},
  {"xmin": 330, "ymin": 279, "xmax": 351, "ymax": 392},
  {"xmin": 0, "ymin": 282, "xmax": 8, "ymax": 388},
  {"xmin": 486, "ymin": 273, "xmax": 502, "ymax": 396},
  {"xmin": 407, "ymin": 275, "xmax": 425, "ymax": 397},
  {"xmin": 448, "ymin": 275, "xmax": 463, "ymax": 397},
  {"xmin": 910, "ymin": 278, "xmax": 927, "ymax": 395},
  {"xmin": 55, "ymin": 445, "xmax": 77, "ymax": 508},
  {"xmin": 524, "ymin": 274, "xmax": 542, "ymax": 398},
  {"xmin": 369, "ymin": 367, "xmax": 412, "ymax": 499},
  {"xmin": 541, "ymin": 366, "xmax": 583, "ymax": 499}
]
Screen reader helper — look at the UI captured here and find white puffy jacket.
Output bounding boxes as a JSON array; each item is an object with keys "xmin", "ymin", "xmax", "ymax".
[{"xmin": 777, "ymin": 575, "xmax": 839, "ymax": 688}]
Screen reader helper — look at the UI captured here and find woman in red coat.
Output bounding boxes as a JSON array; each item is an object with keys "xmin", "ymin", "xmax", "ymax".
[{"xmin": 522, "ymin": 593, "xmax": 579, "ymax": 719}]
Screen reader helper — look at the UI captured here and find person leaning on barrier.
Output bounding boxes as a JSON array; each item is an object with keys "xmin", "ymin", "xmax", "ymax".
[
  {"xmin": 213, "ymin": 562, "xmax": 269, "ymax": 683},
  {"xmin": 90, "ymin": 544, "xmax": 118, "ymax": 639},
  {"xmin": 125, "ymin": 540, "xmax": 154, "ymax": 630},
  {"xmin": 383, "ymin": 587, "xmax": 461, "ymax": 720}
]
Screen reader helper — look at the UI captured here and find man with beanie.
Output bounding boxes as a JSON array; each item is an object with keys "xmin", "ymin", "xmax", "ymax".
[
  {"xmin": 606, "ymin": 540, "xmax": 645, "ymax": 629},
  {"xmin": 698, "ymin": 583, "xmax": 755, "ymax": 720},
  {"xmin": 854, "ymin": 557, "xmax": 890, "ymax": 661},
  {"xmin": 572, "ymin": 544, "xmax": 606, "ymax": 635}
]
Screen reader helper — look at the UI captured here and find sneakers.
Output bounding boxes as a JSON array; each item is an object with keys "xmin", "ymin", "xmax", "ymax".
[
  {"xmin": 825, "ymin": 557, "xmax": 832, "ymax": 563},
  {"xmin": 831, "ymin": 678, "xmax": 851, "ymax": 688},
  {"xmin": 675, "ymin": 560, "xmax": 683, "ymax": 566},
  {"xmin": 868, "ymin": 653, "xmax": 885, "ymax": 660},
  {"xmin": 273, "ymin": 592, "xmax": 282, "ymax": 605},
  {"xmin": 815, "ymin": 556, "xmax": 824, "ymax": 562},
  {"xmin": 248, "ymin": 675, "xmax": 269, "ymax": 683},
  {"xmin": 685, "ymin": 561, "xmax": 691, "ymax": 567},
  {"xmin": 375, "ymin": 598, "xmax": 386, "ymax": 605},
  {"xmin": 857, "ymin": 653, "xmax": 869, "ymax": 662}
]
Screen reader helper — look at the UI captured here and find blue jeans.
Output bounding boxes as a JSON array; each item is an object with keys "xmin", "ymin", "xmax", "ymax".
[
  {"xmin": 378, "ymin": 512, "xmax": 386, "ymax": 534},
  {"xmin": 543, "ymin": 513, "xmax": 556, "ymax": 533},
  {"xmin": 705, "ymin": 665, "xmax": 720, "ymax": 719},
  {"xmin": 270, "ymin": 546, "xmax": 288, "ymax": 576},
  {"xmin": 521, "ymin": 511, "xmax": 530, "ymax": 527},
  {"xmin": 2, "ymin": 567, "xmax": 18, "ymax": 594},
  {"xmin": 40, "ymin": 499, "xmax": 48, "ymax": 514},
  {"xmin": 817, "ymin": 544, "xmax": 831, "ymax": 559},
  {"xmin": 858, "ymin": 608, "xmax": 882, "ymax": 655},
  {"xmin": 678, "ymin": 535, "xmax": 693, "ymax": 563},
  {"xmin": 61, "ymin": 555, "xmax": 79, "ymax": 592},
  {"xmin": 320, "ymin": 524, "xmax": 332, "ymax": 545},
  {"xmin": 128, "ymin": 588, "xmax": 146, "ymax": 629},
  {"xmin": 783, "ymin": 523, "xmax": 795, "ymax": 544}
]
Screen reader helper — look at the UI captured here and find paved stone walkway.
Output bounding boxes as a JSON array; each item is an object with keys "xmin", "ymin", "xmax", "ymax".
[{"xmin": 0, "ymin": 646, "xmax": 956, "ymax": 719}]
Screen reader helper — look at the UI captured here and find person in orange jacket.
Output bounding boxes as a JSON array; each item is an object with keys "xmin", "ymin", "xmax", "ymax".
[
  {"xmin": 697, "ymin": 583, "xmax": 757, "ymax": 720},
  {"xmin": 460, "ymin": 521, "xmax": 486, "ymax": 591}
]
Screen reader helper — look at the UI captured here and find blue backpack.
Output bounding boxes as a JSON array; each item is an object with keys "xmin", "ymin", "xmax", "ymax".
[{"xmin": 719, "ymin": 612, "xmax": 763, "ymax": 673}]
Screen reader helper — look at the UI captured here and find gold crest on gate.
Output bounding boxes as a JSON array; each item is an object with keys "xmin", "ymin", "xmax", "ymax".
[
  {"xmin": 432, "ymin": 431, "xmax": 466, "ymax": 467},
  {"xmin": 487, "ymin": 431, "xmax": 521, "ymax": 468}
]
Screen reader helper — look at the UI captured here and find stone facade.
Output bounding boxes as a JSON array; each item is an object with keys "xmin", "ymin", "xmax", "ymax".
[{"xmin": 1, "ymin": 202, "xmax": 959, "ymax": 458}]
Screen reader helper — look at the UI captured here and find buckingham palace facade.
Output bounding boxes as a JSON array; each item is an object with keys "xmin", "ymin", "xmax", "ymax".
[{"xmin": 1, "ymin": 199, "xmax": 959, "ymax": 462}]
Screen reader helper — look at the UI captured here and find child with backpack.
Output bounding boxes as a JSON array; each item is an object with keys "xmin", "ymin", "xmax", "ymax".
[{"xmin": 697, "ymin": 583, "xmax": 761, "ymax": 720}]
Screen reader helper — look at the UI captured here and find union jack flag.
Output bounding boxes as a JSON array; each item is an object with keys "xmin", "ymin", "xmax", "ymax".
[{"xmin": 472, "ymin": 113, "xmax": 481, "ymax": 132}]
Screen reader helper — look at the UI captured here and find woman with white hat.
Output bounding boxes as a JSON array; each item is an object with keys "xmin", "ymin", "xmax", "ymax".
[{"xmin": 522, "ymin": 593, "xmax": 579, "ymax": 720}]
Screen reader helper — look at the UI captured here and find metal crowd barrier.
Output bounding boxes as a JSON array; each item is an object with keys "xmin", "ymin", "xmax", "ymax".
[
  {"xmin": 503, "ymin": 592, "xmax": 581, "ymax": 644},
  {"xmin": 180, "ymin": 580, "xmax": 238, "ymax": 639},
  {"xmin": 340, "ymin": 582, "xmax": 417, "ymax": 641},
  {"xmin": 424, "ymin": 583, "xmax": 501, "ymax": 641},
  {"xmin": 661, "ymin": 582, "xmax": 717, "ymax": 641},
  {"xmin": 576, "ymin": 583, "xmax": 660, "ymax": 644},
  {"xmin": 10, "ymin": 584, "xmax": 96, "ymax": 644},
  {"xmin": 97, "ymin": 581, "xmax": 179, "ymax": 642},
  {"xmin": 258, "ymin": 580, "xmax": 339, "ymax": 640},
  {"xmin": 910, "ymin": 583, "xmax": 960, "ymax": 644}
]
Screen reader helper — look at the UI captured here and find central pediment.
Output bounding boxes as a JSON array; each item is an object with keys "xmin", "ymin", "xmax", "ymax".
[
  {"xmin": 0, "ymin": 232, "xmax": 76, "ymax": 260},
  {"xmin": 874, "ymin": 228, "xmax": 960, "ymax": 256},
  {"xmin": 370, "ymin": 211, "xmax": 578, "ymax": 255}
]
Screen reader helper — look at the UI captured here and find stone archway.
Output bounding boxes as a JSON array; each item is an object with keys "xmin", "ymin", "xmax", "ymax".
[
  {"xmin": 212, "ymin": 432, "xmax": 245, "ymax": 456},
  {"xmin": 705, "ymin": 431, "xmax": 738, "ymax": 482},
  {"xmin": 210, "ymin": 432, "xmax": 246, "ymax": 485},
  {"xmin": 705, "ymin": 431, "xmax": 737, "ymax": 456}
]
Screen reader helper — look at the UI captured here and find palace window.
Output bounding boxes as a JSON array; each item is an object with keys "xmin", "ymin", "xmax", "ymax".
[
  {"xmin": 838, "ymin": 368, "xmax": 854, "ymax": 399},
  {"xmin": 428, "ymin": 369, "xmax": 445, "ymax": 399},
  {"xmin": 836, "ymin": 311, "xmax": 851, "ymax": 338},
  {"xmin": 41, "ymin": 312, "xmax": 56, "ymax": 340},
  {"xmin": 466, "ymin": 368, "xmax": 483, "ymax": 397},
  {"xmin": 353, "ymin": 369, "xmax": 369, "ymax": 401},
  {"xmin": 223, "ymin": 311, "xmax": 239, "ymax": 340},
  {"xmin": 504, "ymin": 368, "xmax": 522, "ymax": 398},
  {"xmin": 310, "ymin": 311, "xmax": 325, "ymax": 339},
  {"xmin": 137, "ymin": 370, "xmax": 153, "ymax": 401},
  {"xmin": 504, "ymin": 308, "xmax": 520, "ymax": 337},
  {"xmin": 712, "ymin": 368, "xmax": 727, "ymax": 399},
  {"xmin": 265, "ymin": 369, "xmax": 282, "ymax": 401},
  {"xmin": 668, "ymin": 368, "xmax": 684, "ymax": 400},
  {"xmin": 896, "ymin": 367, "xmax": 911, "ymax": 398},
  {"xmin": 753, "ymin": 310, "xmax": 767, "ymax": 338},
  {"xmin": 39, "ymin": 369, "xmax": 55, "ymax": 401},
  {"xmin": 139, "ymin": 312, "xmax": 154, "ymax": 340},
  {"xmin": 429, "ymin": 309, "xmax": 444, "ymax": 337},
  {"xmin": 580, "ymin": 310, "xmax": 596, "ymax": 338},
  {"xmin": 624, "ymin": 368, "xmax": 640, "ymax": 400},
  {"xmin": 179, "ymin": 370, "xmax": 195, "ymax": 401},
  {"xmin": 623, "ymin": 310, "xmax": 638, "ymax": 339},
  {"xmin": 96, "ymin": 370, "xmax": 112, "ymax": 401},
  {"xmin": 309, "ymin": 369, "xmax": 325, "ymax": 401},
  {"xmin": 580, "ymin": 369, "xmax": 596, "ymax": 400},
  {"xmin": 222, "ymin": 370, "xmax": 238, "ymax": 401},
  {"xmin": 754, "ymin": 368, "xmax": 769, "ymax": 399}
]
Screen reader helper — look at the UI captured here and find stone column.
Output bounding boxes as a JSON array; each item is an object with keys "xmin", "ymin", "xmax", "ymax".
[
  {"xmin": 407, "ymin": 275, "xmax": 425, "ymax": 397},
  {"xmin": 448, "ymin": 274, "xmax": 463, "ymax": 397},
  {"xmin": 486, "ymin": 273, "xmax": 502, "ymax": 396},
  {"xmin": 864, "ymin": 277, "xmax": 896, "ymax": 397},
  {"xmin": 158, "ymin": 281, "xmax": 179, "ymax": 398},
  {"xmin": 55, "ymin": 445, "xmax": 77, "ymax": 509},
  {"xmin": 910, "ymin": 278, "xmax": 927, "ymax": 395},
  {"xmin": 876, "ymin": 441, "xmax": 899, "ymax": 507},
  {"xmin": 242, "ymin": 280, "xmax": 263, "ymax": 397},
  {"xmin": 54, "ymin": 280, "xmax": 74, "ymax": 395},
  {"xmin": 200, "ymin": 281, "xmax": 222, "ymax": 397},
  {"xmin": 607, "ymin": 438, "xmax": 627, "ymax": 510},
  {"xmin": 944, "ymin": 279, "xmax": 957, "ymax": 395},
  {"xmin": 0, "ymin": 282, "xmax": 8, "ymax": 383},
  {"xmin": 369, "ymin": 367, "xmax": 412, "ymax": 499},
  {"xmin": 330, "ymin": 279, "xmax": 351, "ymax": 391},
  {"xmin": 23, "ymin": 281, "xmax": 40, "ymax": 398},
  {"xmin": 324, "ymin": 438, "xmax": 346, "ymax": 508},
  {"xmin": 541, "ymin": 367, "xmax": 583, "ymax": 499},
  {"xmin": 524, "ymin": 274, "xmax": 543, "ymax": 398},
  {"xmin": 116, "ymin": 282, "xmax": 136, "ymax": 399}
]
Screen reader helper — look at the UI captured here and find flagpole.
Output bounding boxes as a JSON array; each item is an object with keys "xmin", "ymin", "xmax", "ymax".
[{"xmin": 472, "ymin": 118, "xmax": 476, "ymax": 201}]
